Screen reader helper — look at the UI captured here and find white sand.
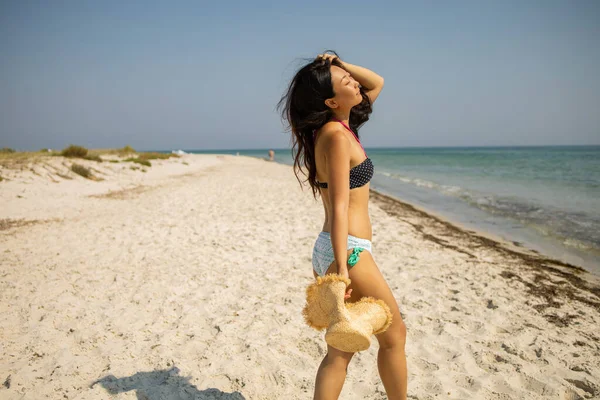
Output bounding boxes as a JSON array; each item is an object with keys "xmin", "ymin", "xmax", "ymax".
[{"xmin": 1, "ymin": 154, "xmax": 599, "ymax": 399}]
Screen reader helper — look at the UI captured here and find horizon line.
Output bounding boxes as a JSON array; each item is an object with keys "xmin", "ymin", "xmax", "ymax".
[{"xmin": 145, "ymin": 144, "xmax": 600, "ymax": 152}]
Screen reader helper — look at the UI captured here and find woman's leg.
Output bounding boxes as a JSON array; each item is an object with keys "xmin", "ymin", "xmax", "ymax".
[
  {"xmin": 311, "ymin": 250, "xmax": 359, "ymax": 399},
  {"xmin": 313, "ymin": 344, "xmax": 354, "ymax": 400},
  {"xmin": 346, "ymin": 250, "xmax": 408, "ymax": 400}
]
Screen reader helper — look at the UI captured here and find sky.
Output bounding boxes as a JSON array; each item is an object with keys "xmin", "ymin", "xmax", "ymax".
[{"xmin": 1, "ymin": 0, "xmax": 599, "ymax": 151}]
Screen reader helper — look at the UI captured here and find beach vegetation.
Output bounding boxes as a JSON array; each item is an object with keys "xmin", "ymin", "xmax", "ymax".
[
  {"xmin": 0, "ymin": 151, "xmax": 46, "ymax": 168},
  {"xmin": 1, "ymin": 147, "xmax": 16, "ymax": 153},
  {"xmin": 124, "ymin": 158, "xmax": 151, "ymax": 167},
  {"xmin": 61, "ymin": 145, "xmax": 89, "ymax": 158},
  {"xmin": 119, "ymin": 145, "xmax": 136, "ymax": 154},
  {"xmin": 83, "ymin": 154, "xmax": 103, "ymax": 162},
  {"xmin": 109, "ymin": 160, "xmax": 120, "ymax": 163},
  {"xmin": 71, "ymin": 163, "xmax": 92, "ymax": 179},
  {"xmin": 138, "ymin": 152, "xmax": 178, "ymax": 160}
]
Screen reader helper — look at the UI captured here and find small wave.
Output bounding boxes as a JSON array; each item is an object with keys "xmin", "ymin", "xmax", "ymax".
[
  {"xmin": 172, "ymin": 150, "xmax": 187, "ymax": 155},
  {"xmin": 412, "ymin": 178, "xmax": 438, "ymax": 189},
  {"xmin": 470, "ymin": 198, "xmax": 600, "ymax": 252},
  {"xmin": 563, "ymin": 238, "xmax": 594, "ymax": 251},
  {"xmin": 378, "ymin": 172, "xmax": 463, "ymax": 194},
  {"xmin": 377, "ymin": 170, "xmax": 600, "ymax": 255}
]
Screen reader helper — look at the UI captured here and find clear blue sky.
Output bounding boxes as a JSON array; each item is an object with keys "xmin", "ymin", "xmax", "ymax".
[{"xmin": 1, "ymin": 1, "xmax": 599, "ymax": 150}]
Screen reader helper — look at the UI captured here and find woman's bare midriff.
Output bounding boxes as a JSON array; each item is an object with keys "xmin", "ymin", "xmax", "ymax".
[{"xmin": 319, "ymin": 185, "xmax": 372, "ymax": 240}]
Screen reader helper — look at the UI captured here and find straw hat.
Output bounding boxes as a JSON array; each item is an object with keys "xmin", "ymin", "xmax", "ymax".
[{"xmin": 302, "ymin": 274, "xmax": 392, "ymax": 352}]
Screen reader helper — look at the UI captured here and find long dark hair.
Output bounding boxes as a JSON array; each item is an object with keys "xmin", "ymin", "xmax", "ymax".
[{"xmin": 277, "ymin": 51, "xmax": 373, "ymax": 199}]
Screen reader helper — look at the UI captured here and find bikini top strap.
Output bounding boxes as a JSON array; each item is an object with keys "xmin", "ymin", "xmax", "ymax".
[{"xmin": 332, "ymin": 118, "xmax": 367, "ymax": 157}]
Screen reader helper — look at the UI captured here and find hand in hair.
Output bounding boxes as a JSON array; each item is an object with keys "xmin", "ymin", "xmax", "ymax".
[{"xmin": 316, "ymin": 53, "xmax": 339, "ymax": 64}]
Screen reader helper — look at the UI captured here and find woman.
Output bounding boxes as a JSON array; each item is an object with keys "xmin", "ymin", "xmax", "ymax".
[{"xmin": 278, "ymin": 52, "xmax": 408, "ymax": 400}]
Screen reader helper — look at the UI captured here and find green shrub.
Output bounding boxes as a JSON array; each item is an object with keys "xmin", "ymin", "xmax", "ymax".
[
  {"xmin": 62, "ymin": 145, "xmax": 88, "ymax": 158},
  {"xmin": 119, "ymin": 145, "xmax": 136, "ymax": 154},
  {"xmin": 109, "ymin": 160, "xmax": 120, "ymax": 163},
  {"xmin": 124, "ymin": 158, "xmax": 151, "ymax": 167},
  {"xmin": 71, "ymin": 163, "xmax": 92, "ymax": 178},
  {"xmin": 83, "ymin": 154, "xmax": 103, "ymax": 162},
  {"xmin": 138, "ymin": 152, "xmax": 178, "ymax": 160},
  {"xmin": 0, "ymin": 147, "xmax": 16, "ymax": 153}
]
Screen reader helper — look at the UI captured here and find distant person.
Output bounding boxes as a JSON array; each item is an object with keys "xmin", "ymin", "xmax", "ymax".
[
  {"xmin": 268, "ymin": 149, "xmax": 275, "ymax": 161},
  {"xmin": 278, "ymin": 51, "xmax": 407, "ymax": 399}
]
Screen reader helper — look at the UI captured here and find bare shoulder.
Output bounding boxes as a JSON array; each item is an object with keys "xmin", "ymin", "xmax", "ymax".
[{"xmin": 319, "ymin": 122, "xmax": 351, "ymax": 150}]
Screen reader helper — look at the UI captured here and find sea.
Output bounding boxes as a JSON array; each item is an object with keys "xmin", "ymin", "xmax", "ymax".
[{"xmin": 169, "ymin": 146, "xmax": 600, "ymax": 274}]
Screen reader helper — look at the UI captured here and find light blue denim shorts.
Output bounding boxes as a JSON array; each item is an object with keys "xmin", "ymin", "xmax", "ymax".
[{"xmin": 311, "ymin": 231, "xmax": 373, "ymax": 276}]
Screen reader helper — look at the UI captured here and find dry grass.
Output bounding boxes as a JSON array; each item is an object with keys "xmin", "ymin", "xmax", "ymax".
[
  {"xmin": 0, "ymin": 218, "xmax": 40, "ymax": 231},
  {"xmin": 83, "ymin": 154, "xmax": 103, "ymax": 162},
  {"xmin": 124, "ymin": 158, "xmax": 151, "ymax": 167},
  {"xmin": 61, "ymin": 145, "xmax": 88, "ymax": 158},
  {"xmin": 91, "ymin": 145, "xmax": 136, "ymax": 156},
  {"xmin": 0, "ymin": 147, "xmax": 101, "ymax": 169},
  {"xmin": 71, "ymin": 163, "xmax": 92, "ymax": 179},
  {"xmin": 119, "ymin": 145, "xmax": 136, "ymax": 154},
  {"xmin": 0, "ymin": 218, "xmax": 61, "ymax": 231},
  {"xmin": 58, "ymin": 145, "xmax": 103, "ymax": 162},
  {"xmin": 138, "ymin": 152, "xmax": 179, "ymax": 161},
  {"xmin": 0, "ymin": 151, "xmax": 50, "ymax": 168},
  {"xmin": 121, "ymin": 151, "xmax": 179, "ymax": 168},
  {"xmin": 0, "ymin": 148, "xmax": 177, "ymax": 171}
]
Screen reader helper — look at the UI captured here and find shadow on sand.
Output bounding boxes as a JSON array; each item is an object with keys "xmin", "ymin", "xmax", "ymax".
[{"xmin": 91, "ymin": 367, "xmax": 246, "ymax": 400}]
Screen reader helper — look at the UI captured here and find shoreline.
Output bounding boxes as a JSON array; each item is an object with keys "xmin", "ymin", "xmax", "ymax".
[
  {"xmin": 369, "ymin": 188, "xmax": 600, "ymax": 313},
  {"xmin": 370, "ymin": 188, "xmax": 586, "ymax": 272}
]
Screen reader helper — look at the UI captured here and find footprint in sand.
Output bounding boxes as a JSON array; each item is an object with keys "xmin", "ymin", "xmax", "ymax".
[
  {"xmin": 411, "ymin": 357, "xmax": 440, "ymax": 372},
  {"xmin": 297, "ymin": 337, "xmax": 325, "ymax": 359},
  {"xmin": 454, "ymin": 373, "xmax": 482, "ymax": 391}
]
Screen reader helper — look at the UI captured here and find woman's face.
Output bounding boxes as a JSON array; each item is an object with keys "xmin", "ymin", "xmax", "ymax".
[{"xmin": 328, "ymin": 65, "xmax": 362, "ymax": 110}]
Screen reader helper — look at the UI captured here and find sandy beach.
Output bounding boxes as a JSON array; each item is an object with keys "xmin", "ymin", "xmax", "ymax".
[{"xmin": 1, "ymin": 153, "xmax": 599, "ymax": 400}]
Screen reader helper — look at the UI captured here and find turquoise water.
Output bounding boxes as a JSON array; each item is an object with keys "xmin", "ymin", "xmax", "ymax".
[{"xmin": 172, "ymin": 146, "xmax": 600, "ymax": 273}]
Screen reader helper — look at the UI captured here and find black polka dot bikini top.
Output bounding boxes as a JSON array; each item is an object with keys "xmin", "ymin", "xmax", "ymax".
[{"xmin": 314, "ymin": 118, "xmax": 374, "ymax": 190}]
